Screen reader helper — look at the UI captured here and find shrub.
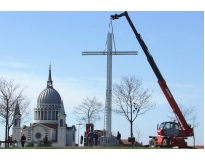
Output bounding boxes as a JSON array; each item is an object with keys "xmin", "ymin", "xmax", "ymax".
[
  {"xmin": 37, "ymin": 140, "xmax": 52, "ymax": 147},
  {"xmin": 25, "ymin": 142, "xmax": 35, "ymax": 147}
]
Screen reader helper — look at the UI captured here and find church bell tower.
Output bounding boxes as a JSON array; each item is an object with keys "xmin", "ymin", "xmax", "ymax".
[
  {"xmin": 12, "ymin": 101, "xmax": 22, "ymax": 146},
  {"xmin": 57, "ymin": 100, "xmax": 66, "ymax": 147}
]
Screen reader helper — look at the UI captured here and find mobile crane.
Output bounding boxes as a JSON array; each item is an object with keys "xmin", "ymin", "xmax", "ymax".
[{"xmin": 111, "ymin": 11, "xmax": 194, "ymax": 148}]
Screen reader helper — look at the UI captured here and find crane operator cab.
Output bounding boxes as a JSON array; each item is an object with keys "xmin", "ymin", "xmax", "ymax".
[{"xmin": 157, "ymin": 121, "xmax": 179, "ymax": 137}]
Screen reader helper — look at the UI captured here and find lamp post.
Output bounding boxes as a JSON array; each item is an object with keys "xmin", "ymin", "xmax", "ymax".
[
  {"xmin": 5, "ymin": 96, "xmax": 9, "ymax": 148},
  {"xmin": 76, "ymin": 123, "xmax": 82, "ymax": 146}
]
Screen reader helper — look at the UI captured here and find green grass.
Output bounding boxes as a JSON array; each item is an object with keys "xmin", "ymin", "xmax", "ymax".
[
  {"xmin": 1, "ymin": 144, "xmax": 196, "ymax": 149},
  {"xmin": 0, "ymin": 146, "xmax": 173, "ymax": 149}
]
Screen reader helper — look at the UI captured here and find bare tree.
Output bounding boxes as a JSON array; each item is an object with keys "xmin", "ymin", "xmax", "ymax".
[
  {"xmin": 134, "ymin": 125, "xmax": 143, "ymax": 144},
  {"xmin": 73, "ymin": 96, "xmax": 103, "ymax": 125},
  {"xmin": 167, "ymin": 103, "xmax": 199, "ymax": 128},
  {"xmin": 167, "ymin": 103, "xmax": 199, "ymax": 147},
  {"xmin": 0, "ymin": 77, "xmax": 31, "ymax": 148},
  {"xmin": 112, "ymin": 75, "xmax": 155, "ymax": 147}
]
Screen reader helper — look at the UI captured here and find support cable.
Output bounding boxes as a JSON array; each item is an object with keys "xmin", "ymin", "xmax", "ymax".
[{"xmin": 110, "ymin": 19, "xmax": 117, "ymax": 55}]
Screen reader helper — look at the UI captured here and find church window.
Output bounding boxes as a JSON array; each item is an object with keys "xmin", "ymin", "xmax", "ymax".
[
  {"xmin": 41, "ymin": 111, "xmax": 43, "ymax": 120},
  {"xmin": 15, "ymin": 119, "xmax": 17, "ymax": 126},
  {"xmin": 28, "ymin": 130, "xmax": 31, "ymax": 141},
  {"xmin": 60, "ymin": 119, "xmax": 63, "ymax": 127},
  {"xmin": 56, "ymin": 111, "xmax": 58, "ymax": 120},
  {"xmin": 48, "ymin": 111, "xmax": 51, "ymax": 120},
  {"xmin": 35, "ymin": 132, "xmax": 41, "ymax": 139},
  {"xmin": 44, "ymin": 111, "xmax": 47, "ymax": 120},
  {"xmin": 52, "ymin": 111, "xmax": 55, "ymax": 120},
  {"xmin": 38, "ymin": 111, "xmax": 40, "ymax": 120}
]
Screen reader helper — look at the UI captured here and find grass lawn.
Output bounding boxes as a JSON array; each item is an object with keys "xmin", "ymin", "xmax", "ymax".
[{"xmin": 0, "ymin": 146, "xmax": 181, "ymax": 149}]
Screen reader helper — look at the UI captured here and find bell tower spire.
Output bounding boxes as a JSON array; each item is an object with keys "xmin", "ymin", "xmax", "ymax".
[
  {"xmin": 47, "ymin": 63, "xmax": 53, "ymax": 88},
  {"xmin": 12, "ymin": 100, "xmax": 21, "ymax": 145}
]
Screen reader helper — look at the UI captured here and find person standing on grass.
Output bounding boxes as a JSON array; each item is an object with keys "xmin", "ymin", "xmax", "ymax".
[
  {"xmin": 43, "ymin": 135, "xmax": 48, "ymax": 146},
  {"xmin": 116, "ymin": 131, "xmax": 121, "ymax": 146},
  {"xmin": 88, "ymin": 130, "xmax": 94, "ymax": 146},
  {"xmin": 21, "ymin": 134, "xmax": 26, "ymax": 147},
  {"xmin": 94, "ymin": 130, "xmax": 98, "ymax": 146},
  {"xmin": 85, "ymin": 129, "xmax": 90, "ymax": 146}
]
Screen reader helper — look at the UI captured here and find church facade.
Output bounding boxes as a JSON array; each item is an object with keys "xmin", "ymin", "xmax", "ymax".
[{"xmin": 12, "ymin": 65, "xmax": 76, "ymax": 147}]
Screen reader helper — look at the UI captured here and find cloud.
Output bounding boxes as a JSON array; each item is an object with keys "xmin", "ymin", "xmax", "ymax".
[
  {"xmin": 0, "ymin": 61, "xmax": 30, "ymax": 69},
  {"xmin": 0, "ymin": 55, "xmax": 32, "ymax": 68}
]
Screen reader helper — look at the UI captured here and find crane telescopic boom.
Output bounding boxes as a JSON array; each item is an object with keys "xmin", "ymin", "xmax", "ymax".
[{"xmin": 111, "ymin": 11, "xmax": 193, "ymax": 137}]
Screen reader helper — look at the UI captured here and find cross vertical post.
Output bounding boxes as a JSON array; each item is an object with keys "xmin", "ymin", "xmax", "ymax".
[
  {"xmin": 106, "ymin": 33, "xmax": 112, "ymax": 137},
  {"xmin": 82, "ymin": 32, "xmax": 137, "ymax": 140}
]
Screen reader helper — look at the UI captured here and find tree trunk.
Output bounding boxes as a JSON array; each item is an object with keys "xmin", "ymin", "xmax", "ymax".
[
  {"xmin": 5, "ymin": 124, "xmax": 7, "ymax": 148},
  {"xmin": 193, "ymin": 127, "xmax": 195, "ymax": 149},
  {"xmin": 131, "ymin": 121, "xmax": 133, "ymax": 148},
  {"xmin": 7, "ymin": 127, "xmax": 10, "ymax": 147},
  {"xmin": 131, "ymin": 105, "xmax": 133, "ymax": 148}
]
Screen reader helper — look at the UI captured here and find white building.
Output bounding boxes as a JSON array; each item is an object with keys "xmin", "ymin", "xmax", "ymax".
[{"xmin": 12, "ymin": 65, "xmax": 76, "ymax": 147}]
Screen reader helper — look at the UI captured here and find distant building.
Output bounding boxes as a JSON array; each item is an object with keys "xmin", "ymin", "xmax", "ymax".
[{"xmin": 12, "ymin": 65, "xmax": 76, "ymax": 147}]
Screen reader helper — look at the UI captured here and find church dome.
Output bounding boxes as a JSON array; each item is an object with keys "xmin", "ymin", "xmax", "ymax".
[
  {"xmin": 34, "ymin": 64, "xmax": 65, "ymax": 124},
  {"xmin": 37, "ymin": 64, "xmax": 62, "ymax": 105},
  {"xmin": 37, "ymin": 87, "xmax": 61, "ymax": 104}
]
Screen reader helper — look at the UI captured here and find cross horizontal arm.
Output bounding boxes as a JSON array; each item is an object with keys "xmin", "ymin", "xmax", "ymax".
[{"xmin": 82, "ymin": 51, "xmax": 138, "ymax": 55}]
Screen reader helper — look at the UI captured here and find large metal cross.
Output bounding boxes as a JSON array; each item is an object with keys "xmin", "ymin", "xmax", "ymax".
[{"xmin": 82, "ymin": 32, "xmax": 137, "ymax": 137}]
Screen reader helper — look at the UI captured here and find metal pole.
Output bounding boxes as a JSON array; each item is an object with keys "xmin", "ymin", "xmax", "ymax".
[
  {"xmin": 76, "ymin": 124, "xmax": 82, "ymax": 146},
  {"xmin": 5, "ymin": 96, "xmax": 8, "ymax": 148}
]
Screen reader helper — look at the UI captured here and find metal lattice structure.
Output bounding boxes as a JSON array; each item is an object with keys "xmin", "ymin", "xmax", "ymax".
[{"xmin": 82, "ymin": 32, "xmax": 137, "ymax": 139}]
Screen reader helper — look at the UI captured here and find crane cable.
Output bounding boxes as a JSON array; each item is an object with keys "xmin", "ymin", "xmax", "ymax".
[
  {"xmin": 110, "ymin": 19, "xmax": 117, "ymax": 54},
  {"xmin": 103, "ymin": 19, "xmax": 117, "ymax": 54}
]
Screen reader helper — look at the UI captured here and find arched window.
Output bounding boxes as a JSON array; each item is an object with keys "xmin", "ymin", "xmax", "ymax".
[
  {"xmin": 56, "ymin": 111, "xmax": 58, "ymax": 120},
  {"xmin": 38, "ymin": 111, "xmax": 40, "ymax": 120},
  {"xmin": 60, "ymin": 119, "xmax": 63, "ymax": 127},
  {"xmin": 48, "ymin": 111, "xmax": 51, "ymax": 120},
  {"xmin": 44, "ymin": 111, "xmax": 47, "ymax": 120},
  {"xmin": 41, "ymin": 111, "xmax": 43, "ymax": 120},
  {"xmin": 52, "ymin": 111, "xmax": 55, "ymax": 120},
  {"xmin": 15, "ymin": 119, "xmax": 17, "ymax": 126}
]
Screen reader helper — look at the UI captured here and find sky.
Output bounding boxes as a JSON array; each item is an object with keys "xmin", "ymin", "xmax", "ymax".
[{"xmin": 0, "ymin": 0, "xmax": 204, "ymax": 157}]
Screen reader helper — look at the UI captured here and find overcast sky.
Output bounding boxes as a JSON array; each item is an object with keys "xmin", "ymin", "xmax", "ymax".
[{"xmin": 0, "ymin": 0, "xmax": 204, "ymax": 157}]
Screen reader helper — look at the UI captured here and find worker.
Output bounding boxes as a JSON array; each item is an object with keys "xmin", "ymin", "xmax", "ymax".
[
  {"xmin": 85, "ymin": 129, "xmax": 90, "ymax": 146},
  {"xmin": 88, "ymin": 130, "xmax": 94, "ymax": 146},
  {"xmin": 116, "ymin": 131, "xmax": 121, "ymax": 146},
  {"xmin": 21, "ymin": 134, "xmax": 26, "ymax": 147}
]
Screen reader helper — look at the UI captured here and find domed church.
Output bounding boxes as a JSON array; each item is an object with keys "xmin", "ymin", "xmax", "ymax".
[{"xmin": 12, "ymin": 65, "xmax": 76, "ymax": 147}]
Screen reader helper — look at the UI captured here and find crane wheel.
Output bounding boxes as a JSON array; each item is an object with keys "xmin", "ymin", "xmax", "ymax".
[{"xmin": 149, "ymin": 138, "xmax": 156, "ymax": 148}]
